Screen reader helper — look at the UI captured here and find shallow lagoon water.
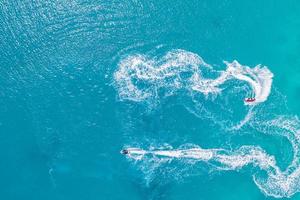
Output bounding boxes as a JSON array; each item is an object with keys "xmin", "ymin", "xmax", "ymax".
[{"xmin": 1, "ymin": 1, "xmax": 300, "ymax": 200}]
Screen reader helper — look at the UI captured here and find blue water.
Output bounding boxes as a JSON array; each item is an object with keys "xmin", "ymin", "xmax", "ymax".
[{"xmin": 1, "ymin": 1, "xmax": 300, "ymax": 200}]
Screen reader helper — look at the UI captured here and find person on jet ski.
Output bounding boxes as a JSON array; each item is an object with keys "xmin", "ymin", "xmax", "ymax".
[{"xmin": 121, "ymin": 149, "xmax": 129, "ymax": 155}]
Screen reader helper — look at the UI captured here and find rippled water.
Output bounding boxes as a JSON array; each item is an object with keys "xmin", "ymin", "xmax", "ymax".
[{"xmin": 1, "ymin": 1, "xmax": 300, "ymax": 200}]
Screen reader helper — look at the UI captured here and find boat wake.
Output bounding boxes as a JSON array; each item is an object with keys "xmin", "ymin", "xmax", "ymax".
[
  {"xmin": 113, "ymin": 49, "xmax": 300, "ymax": 198},
  {"xmin": 114, "ymin": 49, "xmax": 273, "ymax": 106},
  {"xmin": 123, "ymin": 116, "xmax": 300, "ymax": 199}
]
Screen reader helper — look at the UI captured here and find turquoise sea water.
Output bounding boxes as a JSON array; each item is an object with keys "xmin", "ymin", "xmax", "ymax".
[{"xmin": 1, "ymin": 1, "xmax": 300, "ymax": 200}]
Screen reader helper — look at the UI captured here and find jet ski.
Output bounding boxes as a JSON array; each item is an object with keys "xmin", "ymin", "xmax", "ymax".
[
  {"xmin": 121, "ymin": 149, "xmax": 129, "ymax": 155},
  {"xmin": 244, "ymin": 97, "xmax": 256, "ymax": 103},
  {"xmin": 120, "ymin": 148, "xmax": 147, "ymax": 160}
]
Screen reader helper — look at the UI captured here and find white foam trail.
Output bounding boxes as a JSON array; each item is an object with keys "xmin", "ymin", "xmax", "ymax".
[
  {"xmin": 230, "ymin": 106, "xmax": 255, "ymax": 130},
  {"xmin": 123, "ymin": 146, "xmax": 274, "ymax": 170},
  {"xmin": 114, "ymin": 50, "xmax": 273, "ymax": 105},
  {"xmin": 123, "ymin": 141, "xmax": 299, "ymax": 198},
  {"xmin": 124, "ymin": 147, "xmax": 214, "ymax": 160},
  {"xmin": 225, "ymin": 61, "xmax": 273, "ymax": 105},
  {"xmin": 123, "ymin": 116, "xmax": 300, "ymax": 198}
]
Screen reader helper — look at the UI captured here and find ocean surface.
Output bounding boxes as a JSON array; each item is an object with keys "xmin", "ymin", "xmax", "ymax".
[{"xmin": 1, "ymin": 1, "xmax": 300, "ymax": 200}]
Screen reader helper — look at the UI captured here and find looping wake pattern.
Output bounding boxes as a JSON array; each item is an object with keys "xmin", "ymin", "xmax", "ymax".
[
  {"xmin": 114, "ymin": 49, "xmax": 273, "ymax": 105},
  {"xmin": 114, "ymin": 49, "xmax": 300, "ymax": 198}
]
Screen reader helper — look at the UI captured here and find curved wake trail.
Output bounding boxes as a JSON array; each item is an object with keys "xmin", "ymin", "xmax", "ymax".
[
  {"xmin": 113, "ymin": 49, "xmax": 300, "ymax": 198},
  {"xmin": 114, "ymin": 49, "xmax": 273, "ymax": 106},
  {"xmin": 123, "ymin": 135, "xmax": 300, "ymax": 198},
  {"xmin": 121, "ymin": 114, "xmax": 300, "ymax": 198},
  {"xmin": 224, "ymin": 61, "xmax": 273, "ymax": 105}
]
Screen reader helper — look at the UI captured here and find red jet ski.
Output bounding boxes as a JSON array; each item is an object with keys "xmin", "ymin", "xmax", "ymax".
[{"xmin": 244, "ymin": 97, "xmax": 256, "ymax": 103}]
